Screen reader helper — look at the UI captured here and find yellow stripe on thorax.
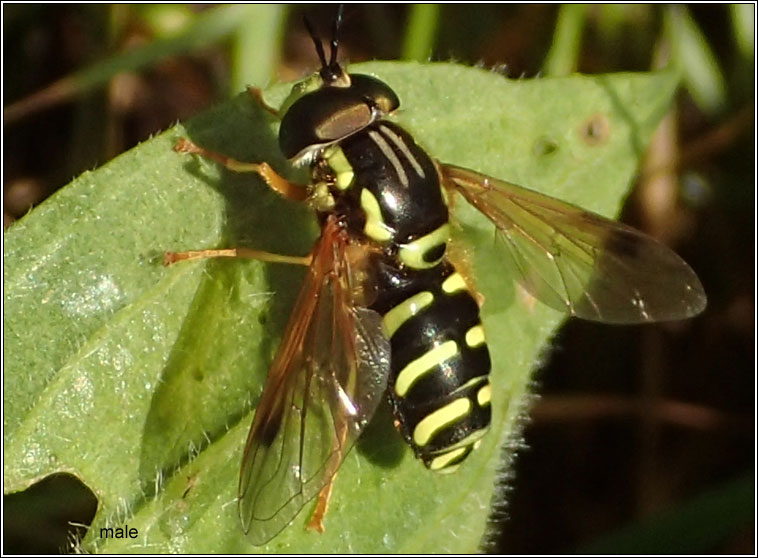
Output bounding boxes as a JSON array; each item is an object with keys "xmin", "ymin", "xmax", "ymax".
[
  {"xmin": 324, "ymin": 146, "xmax": 354, "ymax": 190},
  {"xmin": 360, "ymin": 189, "xmax": 394, "ymax": 242}
]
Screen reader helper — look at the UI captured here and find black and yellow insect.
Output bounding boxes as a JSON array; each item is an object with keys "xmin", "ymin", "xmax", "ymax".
[{"xmin": 167, "ymin": 10, "xmax": 706, "ymax": 545}]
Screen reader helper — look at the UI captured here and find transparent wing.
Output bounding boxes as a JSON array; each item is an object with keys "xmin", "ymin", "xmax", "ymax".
[
  {"xmin": 238, "ymin": 219, "xmax": 391, "ymax": 545},
  {"xmin": 441, "ymin": 164, "xmax": 706, "ymax": 324}
]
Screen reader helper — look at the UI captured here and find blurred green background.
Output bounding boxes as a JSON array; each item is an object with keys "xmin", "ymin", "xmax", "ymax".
[{"xmin": 3, "ymin": 4, "xmax": 754, "ymax": 554}]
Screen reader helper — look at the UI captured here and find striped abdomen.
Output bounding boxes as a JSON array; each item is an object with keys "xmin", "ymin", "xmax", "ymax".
[
  {"xmin": 371, "ymin": 257, "xmax": 492, "ymax": 472},
  {"xmin": 319, "ymin": 119, "xmax": 492, "ymax": 471}
]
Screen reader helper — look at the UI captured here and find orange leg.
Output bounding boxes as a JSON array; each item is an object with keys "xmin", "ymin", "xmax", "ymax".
[
  {"xmin": 164, "ymin": 247, "xmax": 311, "ymax": 268},
  {"xmin": 174, "ymin": 138, "xmax": 308, "ymax": 202},
  {"xmin": 247, "ymin": 86, "xmax": 280, "ymax": 117},
  {"xmin": 305, "ymin": 407, "xmax": 350, "ymax": 533},
  {"xmin": 306, "ymin": 477, "xmax": 336, "ymax": 533},
  {"xmin": 164, "ymin": 248, "xmax": 311, "ymax": 267},
  {"xmin": 169, "ymin": 136, "xmax": 312, "ymax": 268}
]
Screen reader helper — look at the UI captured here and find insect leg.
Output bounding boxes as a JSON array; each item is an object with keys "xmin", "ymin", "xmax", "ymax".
[
  {"xmin": 174, "ymin": 138, "xmax": 309, "ymax": 202},
  {"xmin": 305, "ymin": 329, "xmax": 355, "ymax": 536},
  {"xmin": 247, "ymin": 86, "xmax": 280, "ymax": 117},
  {"xmin": 305, "ymin": 414, "xmax": 349, "ymax": 533},
  {"xmin": 164, "ymin": 248, "xmax": 312, "ymax": 267},
  {"xmin": 306, "ymin": 478, "xmax": 335, "ymax": 533}
]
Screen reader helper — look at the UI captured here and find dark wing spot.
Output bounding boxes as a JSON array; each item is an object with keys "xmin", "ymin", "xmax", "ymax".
[
  {"xmin": 604, "ymin": 228, "xmax": 644, "ymax": 259},
  {"xmin": 256, "ymin": 407, "xmax": 284, "ymax": 447}
]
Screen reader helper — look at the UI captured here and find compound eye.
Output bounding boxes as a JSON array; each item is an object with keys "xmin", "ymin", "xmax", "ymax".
[
  {"xmin": 348, "ymin": 74, "xmax": 400, "ymax": 115},
  {"xmin": 374, "ymin": 94, "xmax": 398, "ymax": 115},
  {"xmin": 315, "ymin": 103, "xmax": 373, "ymax": 143}
]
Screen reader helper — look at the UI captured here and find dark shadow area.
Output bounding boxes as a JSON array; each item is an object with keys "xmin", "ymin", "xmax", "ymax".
[
  {"xmin": 4, "ymin": 473, "xmax": 98, "ymax": 554},
  {"xmin": 356, "ymin": 399, "xmax": 407, "ymax": 469},
  {"xmin": 138, "ymin": 90, "xmax": 316, "ymax": 495}
]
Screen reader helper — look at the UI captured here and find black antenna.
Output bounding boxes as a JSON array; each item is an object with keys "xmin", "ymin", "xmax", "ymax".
[
  {"xmin": 328, "ymin": 5, "xmax": 344, "ymax": 67},
  {"xmin": 304, "ymin": 6, "xmax": 345, "ymax": 84},
  {"xmin": 303, "ymin": 15, "xmax": 328, "ymax": 70}
]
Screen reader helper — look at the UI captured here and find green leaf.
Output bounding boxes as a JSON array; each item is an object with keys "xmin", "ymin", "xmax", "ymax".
[{"xmin": 3, "ymin": 61, "xmax": 678, "ymax": 553}]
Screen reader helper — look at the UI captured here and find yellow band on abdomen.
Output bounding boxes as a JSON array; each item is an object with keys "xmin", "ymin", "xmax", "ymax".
[
  {"xmin": 413, "ymin": 397, "xmax": 471, "ymax": 447},
  {"xmin": 395, "ymin": 340, "xmax": 458, "ymax": 397},
  {"xmin": 382, "ymin": 291, "xmax": 434, "ymax": 338}
]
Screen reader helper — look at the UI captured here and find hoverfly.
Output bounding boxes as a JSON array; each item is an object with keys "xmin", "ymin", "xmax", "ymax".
[{"xmin": 166, "ymin": 8, "xmax": 706, "ymax": 545}]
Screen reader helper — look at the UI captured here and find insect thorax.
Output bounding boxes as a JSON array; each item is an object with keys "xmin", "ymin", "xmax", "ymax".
[{"xmin": 313, "ymin": 120, "xmax": 451, "ymax": 271}]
